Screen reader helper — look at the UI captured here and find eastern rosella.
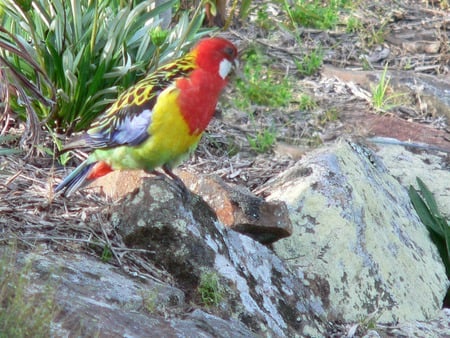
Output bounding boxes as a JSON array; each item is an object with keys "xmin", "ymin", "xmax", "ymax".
[{"xmin": 55, "ymin": 37, "xmax": 238, "ymax": 197}]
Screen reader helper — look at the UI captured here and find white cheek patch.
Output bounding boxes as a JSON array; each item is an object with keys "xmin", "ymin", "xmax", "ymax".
[{"xmin": 219, "ymin": 59, "xmax": 233, "ymax": 79}]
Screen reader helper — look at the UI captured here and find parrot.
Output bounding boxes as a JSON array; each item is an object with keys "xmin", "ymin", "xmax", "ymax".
[{"xmin": 55, "ymin": 37, "xmax": 239, "ymax": 197}]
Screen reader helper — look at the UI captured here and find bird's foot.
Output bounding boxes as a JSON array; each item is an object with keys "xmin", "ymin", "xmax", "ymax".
[
  {"xmin": 162, "ymin": 166, "xmax": 191, "ymax": 201},
  {"xmin": 147, "ymin": 167, "xmax": 190, "ymax": 201}
]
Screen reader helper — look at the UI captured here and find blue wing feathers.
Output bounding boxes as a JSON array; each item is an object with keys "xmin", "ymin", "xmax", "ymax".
[
  {"xmin": 87, "ymin": 107, "xmax": 152, "ymax": 148},
  {"xmin": 65, "ymin": 105, "xmax": 153, "ymax": 150},
  {"xmin": 108, "ymin": 108, "xmax": 152, "ymax": 146}
]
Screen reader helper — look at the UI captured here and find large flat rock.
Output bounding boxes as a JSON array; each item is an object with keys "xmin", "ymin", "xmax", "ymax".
[{"xmin": 267, "ymin": 141, "xmax": 448, "ymax": 324}]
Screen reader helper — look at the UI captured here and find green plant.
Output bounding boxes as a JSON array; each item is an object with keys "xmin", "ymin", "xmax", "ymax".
[
  {"xmin": 409, "ymin": 178, "xmax": 450, "ymax": 276},
  {"xmin": 318, "ymin": 108, "xmax": 339, "ymax": 125},
  {"xmin": 409, "ymin": 177, "xmax": 450, "ymax": 306},
  {"xmin": 100, "ymin": 245, "xmax": 113, "ymax": 263},
  {"xmin": 299, "ymin": 94, "xmax": 317, "ymax": 111},
  {"xmin": 248, "ymin": 127, "xmax": 277, "ymax": 153},
  {"xmin": 370, "ymin": 65, "xmax": 389, "ymax": 110},
  {"xmin": 198, "ymin": 271, "xmax": 224, "ymax": 306},
  {"xmin": 288, "ymin": 0, "xmax": 350, "ymax": 30},
  {"xmin": 402, "ymin": 58, "xmax": 413, "ymax": 71},
  {"xmin": 368, "ymin": 26, "xmax": 386, "ymax": 46},
  {"xmin": 356, "ymin": 309, "xmax": 383, "ymax": 335},
  {"xmin": 255, "ymin": 4, "xmax": 273, "ymax": 31},
  {"xmin": 236, "ymin": 48, "xmax": 292, "ymax": 108},
  {"xmin": 140, "ymin": 289, "xmax": 158, "ymax": 314},
  {"xmin": 0, "ymin": 0, "xmax": 209, "ymax": 138},
  {"xmin": 359, "ymin": 23, "xmax": 387, "ymax": 48},
  {"xmin": 51, "ymin": 133, "xmax": 71, "ymax": 166},
  {"xmin": 370, "ymin": 64, "xmax": 404, "ymax": 112},
  {"xmin": 0, "ymin": 246, "xmax": 57, "ymax": 337},
  {"xmin": 345, "ymin": 15, "xmax": 363, "ymax": 33},
  {"xmin": 236, "ymin": 0, "xmax": 253, "ymax": 22},
  {"xmin": 295, "ymin": 47, "xmax": 324, "ymax": 76}
]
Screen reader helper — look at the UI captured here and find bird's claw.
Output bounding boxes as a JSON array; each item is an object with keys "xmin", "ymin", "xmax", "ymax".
[{"xmin": 147, "ymin": 168, "xmax": 190, "ymax": 201}]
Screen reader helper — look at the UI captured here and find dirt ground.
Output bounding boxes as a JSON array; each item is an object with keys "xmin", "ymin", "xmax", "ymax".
[{"xmin": 208, "ymin": 0, "xmax": 450, "ymax": 190}]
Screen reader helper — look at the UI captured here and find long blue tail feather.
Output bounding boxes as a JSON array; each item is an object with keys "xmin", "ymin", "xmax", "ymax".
[{"xmin": 55, "ymin": 160, "xmax": 96, "ymax": 197}]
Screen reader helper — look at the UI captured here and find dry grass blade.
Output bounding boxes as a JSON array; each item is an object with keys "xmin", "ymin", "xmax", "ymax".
[
  {"xmin": 0, "ymin": 26, "xmax": 55, "ymax": 106},
  {"xmin": 17, "ymin": 86, "xmax": 42, "ymax": 157},
  {"xmin": 0, "ymin": 26, "xmax": 56, "ymax": 153},
  {"xmin": 0, "ymin": 67, "xmax": 12, "ymax": 134}
]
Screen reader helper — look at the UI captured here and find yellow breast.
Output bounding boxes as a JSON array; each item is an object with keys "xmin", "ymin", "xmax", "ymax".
[
  {"xmin": 135, "ymin": 86, "xmax": 202, "ymax": 169},
  {"xmin": 93, "ymin": 86, "xmax": 202, "ymax": 171}
]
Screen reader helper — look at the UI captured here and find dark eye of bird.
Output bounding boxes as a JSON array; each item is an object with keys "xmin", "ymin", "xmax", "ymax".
[{"xmin": 224, "ymin": 46, "xmax": 235, "ymax": 58}]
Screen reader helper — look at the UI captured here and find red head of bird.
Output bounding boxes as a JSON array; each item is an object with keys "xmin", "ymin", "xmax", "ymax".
[{"xmin": 191, "ymin": 37, "xmax": 239, "ymax": 81}]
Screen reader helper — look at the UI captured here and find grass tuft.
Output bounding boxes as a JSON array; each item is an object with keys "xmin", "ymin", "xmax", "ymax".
[
  {"xmin": 247, "ymin": 127, "xmax": 277, "ymax": 154},
  {"xmin": 370, "ymin": 64, "xmax": 406, "ymax": 112},
  {"xmin": 295, "ymin": 47, "xmax": 324, "ymax": 77},
  {"xmin": 236, "ymin": 48, "xmax": 292, "ymax": 108},
  {"xmin": 198, "ymin": 271, "xmax": 224, "ymax": 307},
  {"xmin": 288, "ymin": 0, "xmax": 351, "ymax": 30}
]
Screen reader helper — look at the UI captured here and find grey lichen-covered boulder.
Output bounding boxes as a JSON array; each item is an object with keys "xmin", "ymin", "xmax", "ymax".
[
  {"xmin": 266, "ymin": 141, "xmax": 448, "ymax": 324},
  {"xmin": 112, "ymin": 178, "xmax": 329, "ymax": 337},
  {"xmin": 374, "ymin": 139, "xmax": 450, "ymax": 219},
  {"xmin": 8, "ymin": 250, "xmax": 255, "ymax": 338}
]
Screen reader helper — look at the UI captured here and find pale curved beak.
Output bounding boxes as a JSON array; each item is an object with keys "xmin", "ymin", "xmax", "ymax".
[{"xmin": 232, "ymin": 59, "xmax": 244, "ymax": 80}]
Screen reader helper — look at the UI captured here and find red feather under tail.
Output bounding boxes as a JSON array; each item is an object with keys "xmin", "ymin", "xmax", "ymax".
[{"xmin": 55, "ymin": 160, "xmax": 113, "ymax": 197}]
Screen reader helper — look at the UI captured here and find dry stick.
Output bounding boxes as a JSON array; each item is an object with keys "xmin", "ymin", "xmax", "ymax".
[
  {"xmin": 125, "ymin": 253, "xmax": 173, "ymax": 285},
  {"xmin": 5, "ymin": 170, "xmax": 23, "ymax": 186},
  {"xmin": 98, "ymin": 219, "xmax": 122, "ymax": 266}
]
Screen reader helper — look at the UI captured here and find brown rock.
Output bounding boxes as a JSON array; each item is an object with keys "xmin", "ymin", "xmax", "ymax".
[
  {"xmin": 89, "ymin": 169, "xmax": 292, "ymax": 244},
  {"xmin": 180, "ymin": 172, "xmax": 292, "ymax": 244},
  {"xmin": 88, "ymin": 169, "xmax": 150, "ymax": 200},
  {"xmin": 111, "ymin": 177, "xmax": 327, "ymax": 337}
]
